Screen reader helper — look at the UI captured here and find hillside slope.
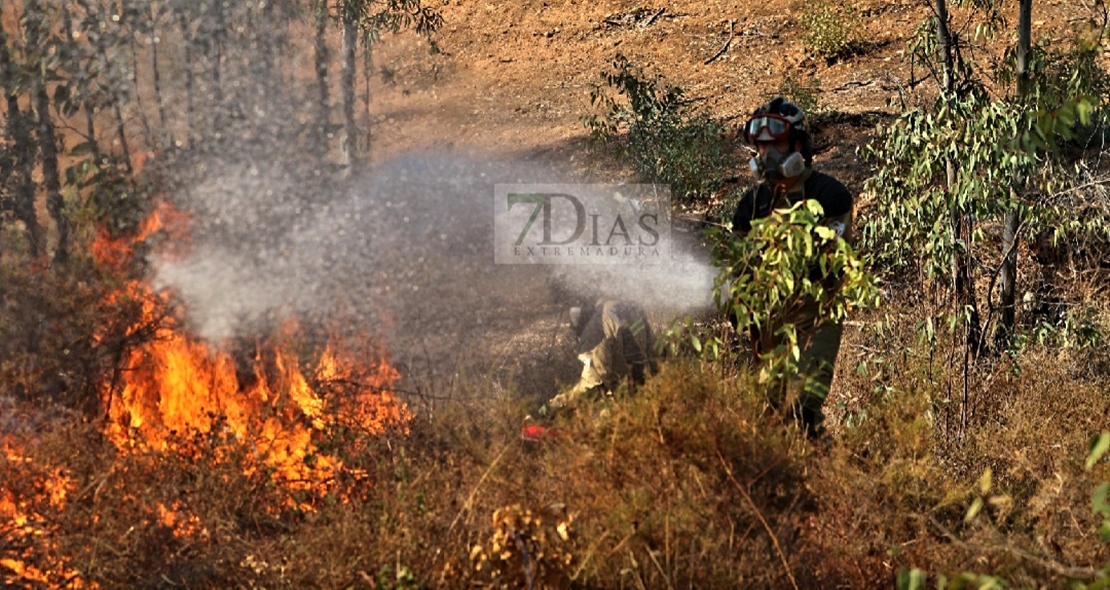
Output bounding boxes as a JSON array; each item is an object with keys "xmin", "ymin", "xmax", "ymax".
[{"xmin": 368, "ymin": 0, "xmax": 1098, "ymax": 171}]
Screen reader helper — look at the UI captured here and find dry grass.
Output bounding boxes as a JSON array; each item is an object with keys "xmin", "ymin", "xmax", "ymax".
[{"xmin": 2, "ymin": 259, "xmax": 1109, "ymax": 588}]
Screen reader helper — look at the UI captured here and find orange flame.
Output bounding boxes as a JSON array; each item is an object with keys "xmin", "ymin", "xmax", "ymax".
[
  {"xmin": 91, "ymin": 200, "xmax": 192, "ymax": 270},
  {"xmin": 1, "ymin": 440, "xmax": 94, "ymax": 588},
  {"xmin": 156, "ymin": 500, "xmax": 206, "ymax": 540},
  {"xmin": 4, "ymin": 199, "xmax": 409, "ymax": 585},
  {"xmin": 97, "ymin": 202, "xmax": 411, "ymax": 512},
  {"xmin": 103, "ymin": 296, "xmax": 410, "ymax": 510}
]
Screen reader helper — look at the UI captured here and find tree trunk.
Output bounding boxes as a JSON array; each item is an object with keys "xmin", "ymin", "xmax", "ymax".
[
  {"xmin": 95, "ymin": 4, "xmax": 134, "ymax": 175},
  {"xmin": 313, "ymin": 0, "xmax": 331, "ymax": 154},
  {"xmin": 211, "ymin": 0, "xmax": 225, "ymax": 124},
  {"xmin": 1016, "ymin": 0, "xmax": 1032, "ymax": 114},
  {"xmin": 258, "ymin": 0, "xmax": 275, "ymax": 82},
  {"xmin": 58, "ymin": 1, "xmax": 103, "ymax": 164},
  {"xmin": 34, "ymin": 85, "xmax": 68, "ymax": 264},
  {"xmin": 151, "ymin": 3, "xmax": 170, "ymax": 149},
  {"xmin": 178, "ymin": 11, "xmax": 196, "ymax": 149},
  {"xmin": 937, "ymin": 0, "xmax": 983, "ymax": 357},
  {"xmin": 107, "ymin": 63, "xmax": 133, "ymax": 175},
  {"xmin": 999, "ymin": 207, "xmax": 1018, "ymax": 338},
  {"xmin": 997, "ymin": 0, "xmax": 1032, "ymax": 347},
  {"xmin": 952, "ymin": 207, "xmax": 984, "ymax": 355},
  {"xmin": 936, "ymin": 0, "xmax": 954, "ymax": 94},
  {"xmin": 9, "ymin": 110, "xmax": 42, "ymax": 261},
  {"xmin": 128, "ymin": 33, "xmax": 155, "ymax": 148},
  {"xmin": 0, "ymin": 12, "xmax": 43, "ymax": 260},
  {"xmin": 341, "ymin": 9, "xmax": 358, "ymax": 170},
  {"xmin": 22, "ymin": 0, "xmax": 67, "ymax": 264},
  {"xmin": 270, "ymin": 0, "xmax": 291, "ymax": 79},
  {"xmin": 84, "ymin": 100, "xmax": 100, "ymax": 161},
  {"xmin": 363, "ymin": 44, "xmax": 373, "ymax": 155}
]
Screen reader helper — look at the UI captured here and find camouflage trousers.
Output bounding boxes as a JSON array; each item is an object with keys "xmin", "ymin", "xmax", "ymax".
[
  {"xmin": 550, "ymin": 301, "xmax": 655, "ymax": 410},
  {"xmin": 750, "ymin": 312, "xmax": 844, "ymax": 438}
]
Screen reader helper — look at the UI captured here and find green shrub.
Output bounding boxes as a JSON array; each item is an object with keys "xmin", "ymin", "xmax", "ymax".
[
  {"xmin": 584, "ymin": 55, "xmax": 737, "ymax": 206},
  {"xmin": 861, "ymin": 70, "xmax": 1104, "ymax": 360},
  {"xmin": 777, "ymin": 75, "xmax": 824, "ymax": 120},
  {"xmin": 798, "ymin": 1, "xmax": 864, "ymax": 61}
]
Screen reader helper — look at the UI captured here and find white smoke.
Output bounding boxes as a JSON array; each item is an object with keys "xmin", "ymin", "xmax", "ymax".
[{"xmin": 149, "ymin": 153, "xmax": 719, "ymax": 367}]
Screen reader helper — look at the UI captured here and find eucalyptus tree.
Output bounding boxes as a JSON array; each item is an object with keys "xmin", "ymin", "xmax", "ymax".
[
  {"xmin": 335, "ymin": 0, "xmax": 442, "ymax": 168},
  {"xmin": 55, "ymin": 0, "xmax": 104, "ymax": 165},
  {"xmin": 313, "ymin": 0, "xmax": 331, "ymax": 152},
  {"xmin": 118, "ymin": 0, "xmax": 158, "ymax": 148},
  {"xmin": 173, "ymin": 0, "xmax": 198, "ymax": 148},
  {"xmin": 0, "ymin": 6, "xmax": 43, "ymax": 259},
  {"xmin": 147, "ymin": 0, "xmax": 172, "ymax": 148},
  {"xmin": 254, "ymin": 0, "xmax": 300, "ymax": 88},
  {"xmin": 204, "ymin": 0, "xmax": 227, "ymax": 118},
  {"xmin": 997, "ymin": 0, "xmax": 1033, "ymax": 347},
  {"xmin": 22, "ymin": 0, "xmax": 69, "ymax": 262},
  {"xmin": 239, "ymin": 0, "xmax": 304, "ymax": 146},
  {"xmin": 71, "ymin": 0, "xmax": 135, "ymax": 175},
  {"xmin": 935, "ymin": 0, "xmax": 985, "ymax": 358},
  {"xmin": 862, "ymin": 0, "xmax": 1105, "ymax": 431}
]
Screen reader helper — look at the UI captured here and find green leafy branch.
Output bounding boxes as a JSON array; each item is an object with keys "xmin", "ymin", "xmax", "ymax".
[
  {"xmin": 711, "ymin": 200, "xmax": 879, "ymax": 384},
  {"xmin": 583, "ymin": 54, "xmax": 735, "ymax": 204}
]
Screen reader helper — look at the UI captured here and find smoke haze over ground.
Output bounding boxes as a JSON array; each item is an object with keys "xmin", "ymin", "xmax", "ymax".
[{"xmin": 150, "ymin": 152, "xmax": 717, "ymax": 398}]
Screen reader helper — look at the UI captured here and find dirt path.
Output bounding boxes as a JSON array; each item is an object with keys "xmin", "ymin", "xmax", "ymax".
[{"xmin": 367, "ymin": 0, "xmax": 926, "ymax": 160}]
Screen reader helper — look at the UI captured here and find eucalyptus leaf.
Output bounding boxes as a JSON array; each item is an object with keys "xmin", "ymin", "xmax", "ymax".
[{"xmin": 1088, "ymin": 433, "xmax": 1110, "ymax": 470}]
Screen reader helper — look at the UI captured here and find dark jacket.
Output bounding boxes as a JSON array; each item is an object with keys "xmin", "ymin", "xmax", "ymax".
[{"xmin": 731, "ymin": 170, "xmax": 853, "ymax": 235}]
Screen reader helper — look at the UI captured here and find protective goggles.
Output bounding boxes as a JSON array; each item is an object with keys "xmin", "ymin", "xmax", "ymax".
[{"xmin": 746, "ymin": 114, "xmax": 792, "ymax": 142}]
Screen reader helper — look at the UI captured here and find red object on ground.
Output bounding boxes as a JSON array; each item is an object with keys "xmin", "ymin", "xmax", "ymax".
[{"xmin": 520, "ymin": 417, "xmax": 561, "ymax": 441}]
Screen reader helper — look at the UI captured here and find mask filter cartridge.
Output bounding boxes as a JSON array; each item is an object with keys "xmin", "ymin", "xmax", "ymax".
[
  {"xmin": 779, "ymin": 151, "xmax": 805, "ymax": 178},
  {"xmin": 751, "ymin": 148, "xmax": 806, "ymax": 181}
]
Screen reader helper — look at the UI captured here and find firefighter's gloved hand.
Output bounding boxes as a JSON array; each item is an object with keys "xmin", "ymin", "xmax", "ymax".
[
  {"xmin": 549, "ymin": 378, "xmax": 596, "ymax": 410},
  {"xmin": 548, "ymin": 392, "xmax": 575, "ymax": 410}
]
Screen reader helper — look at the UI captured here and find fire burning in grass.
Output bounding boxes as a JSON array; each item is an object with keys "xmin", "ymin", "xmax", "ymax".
[
  {"xmin": 101, "ymin": 311, "xmax": 410, "ymax": 510},
  {"xmin": 1, "ymin": 439, "xmax": 93, "ymax": 588},
  {"xmin": 96, "ymin": 201, "xmax": 412, "ymax": 510},
  {"xmin": 1, "ymin": 201, "xmax": 413, "ymax": 586}
]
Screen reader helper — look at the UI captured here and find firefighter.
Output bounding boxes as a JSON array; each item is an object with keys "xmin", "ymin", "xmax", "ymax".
[
  {"xmin": 547, "ymin": 299, "xmax": 657, "ymax": 409},
  {"xmin": 730, "ymin": 97, "xmax": 853, "ymax": 438}
]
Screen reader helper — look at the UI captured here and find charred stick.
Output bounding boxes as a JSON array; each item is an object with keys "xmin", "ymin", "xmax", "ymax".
[{"xmin": 704, "ymin": 20, "xmax": 735, "ymax": 65}]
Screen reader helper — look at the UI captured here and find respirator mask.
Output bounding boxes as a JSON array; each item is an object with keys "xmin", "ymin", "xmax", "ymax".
[
  {"xmin": 748, "ymin": 146, "xmax": 806, "ymax": 182},
  {"xmin": 744, "ymin": 113, "xmax": 807, "ymax": 182}
]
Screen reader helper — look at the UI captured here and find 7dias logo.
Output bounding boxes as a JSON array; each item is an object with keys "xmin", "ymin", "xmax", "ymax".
[{"xmin": 494, "ymin": 184, "xmax": 672, "ymax": 264}]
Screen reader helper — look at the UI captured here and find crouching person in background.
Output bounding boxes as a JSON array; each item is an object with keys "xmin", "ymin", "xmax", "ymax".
[{"xmin": 548, "ymin": 299, "xmax": 657, "ymax": 410}]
